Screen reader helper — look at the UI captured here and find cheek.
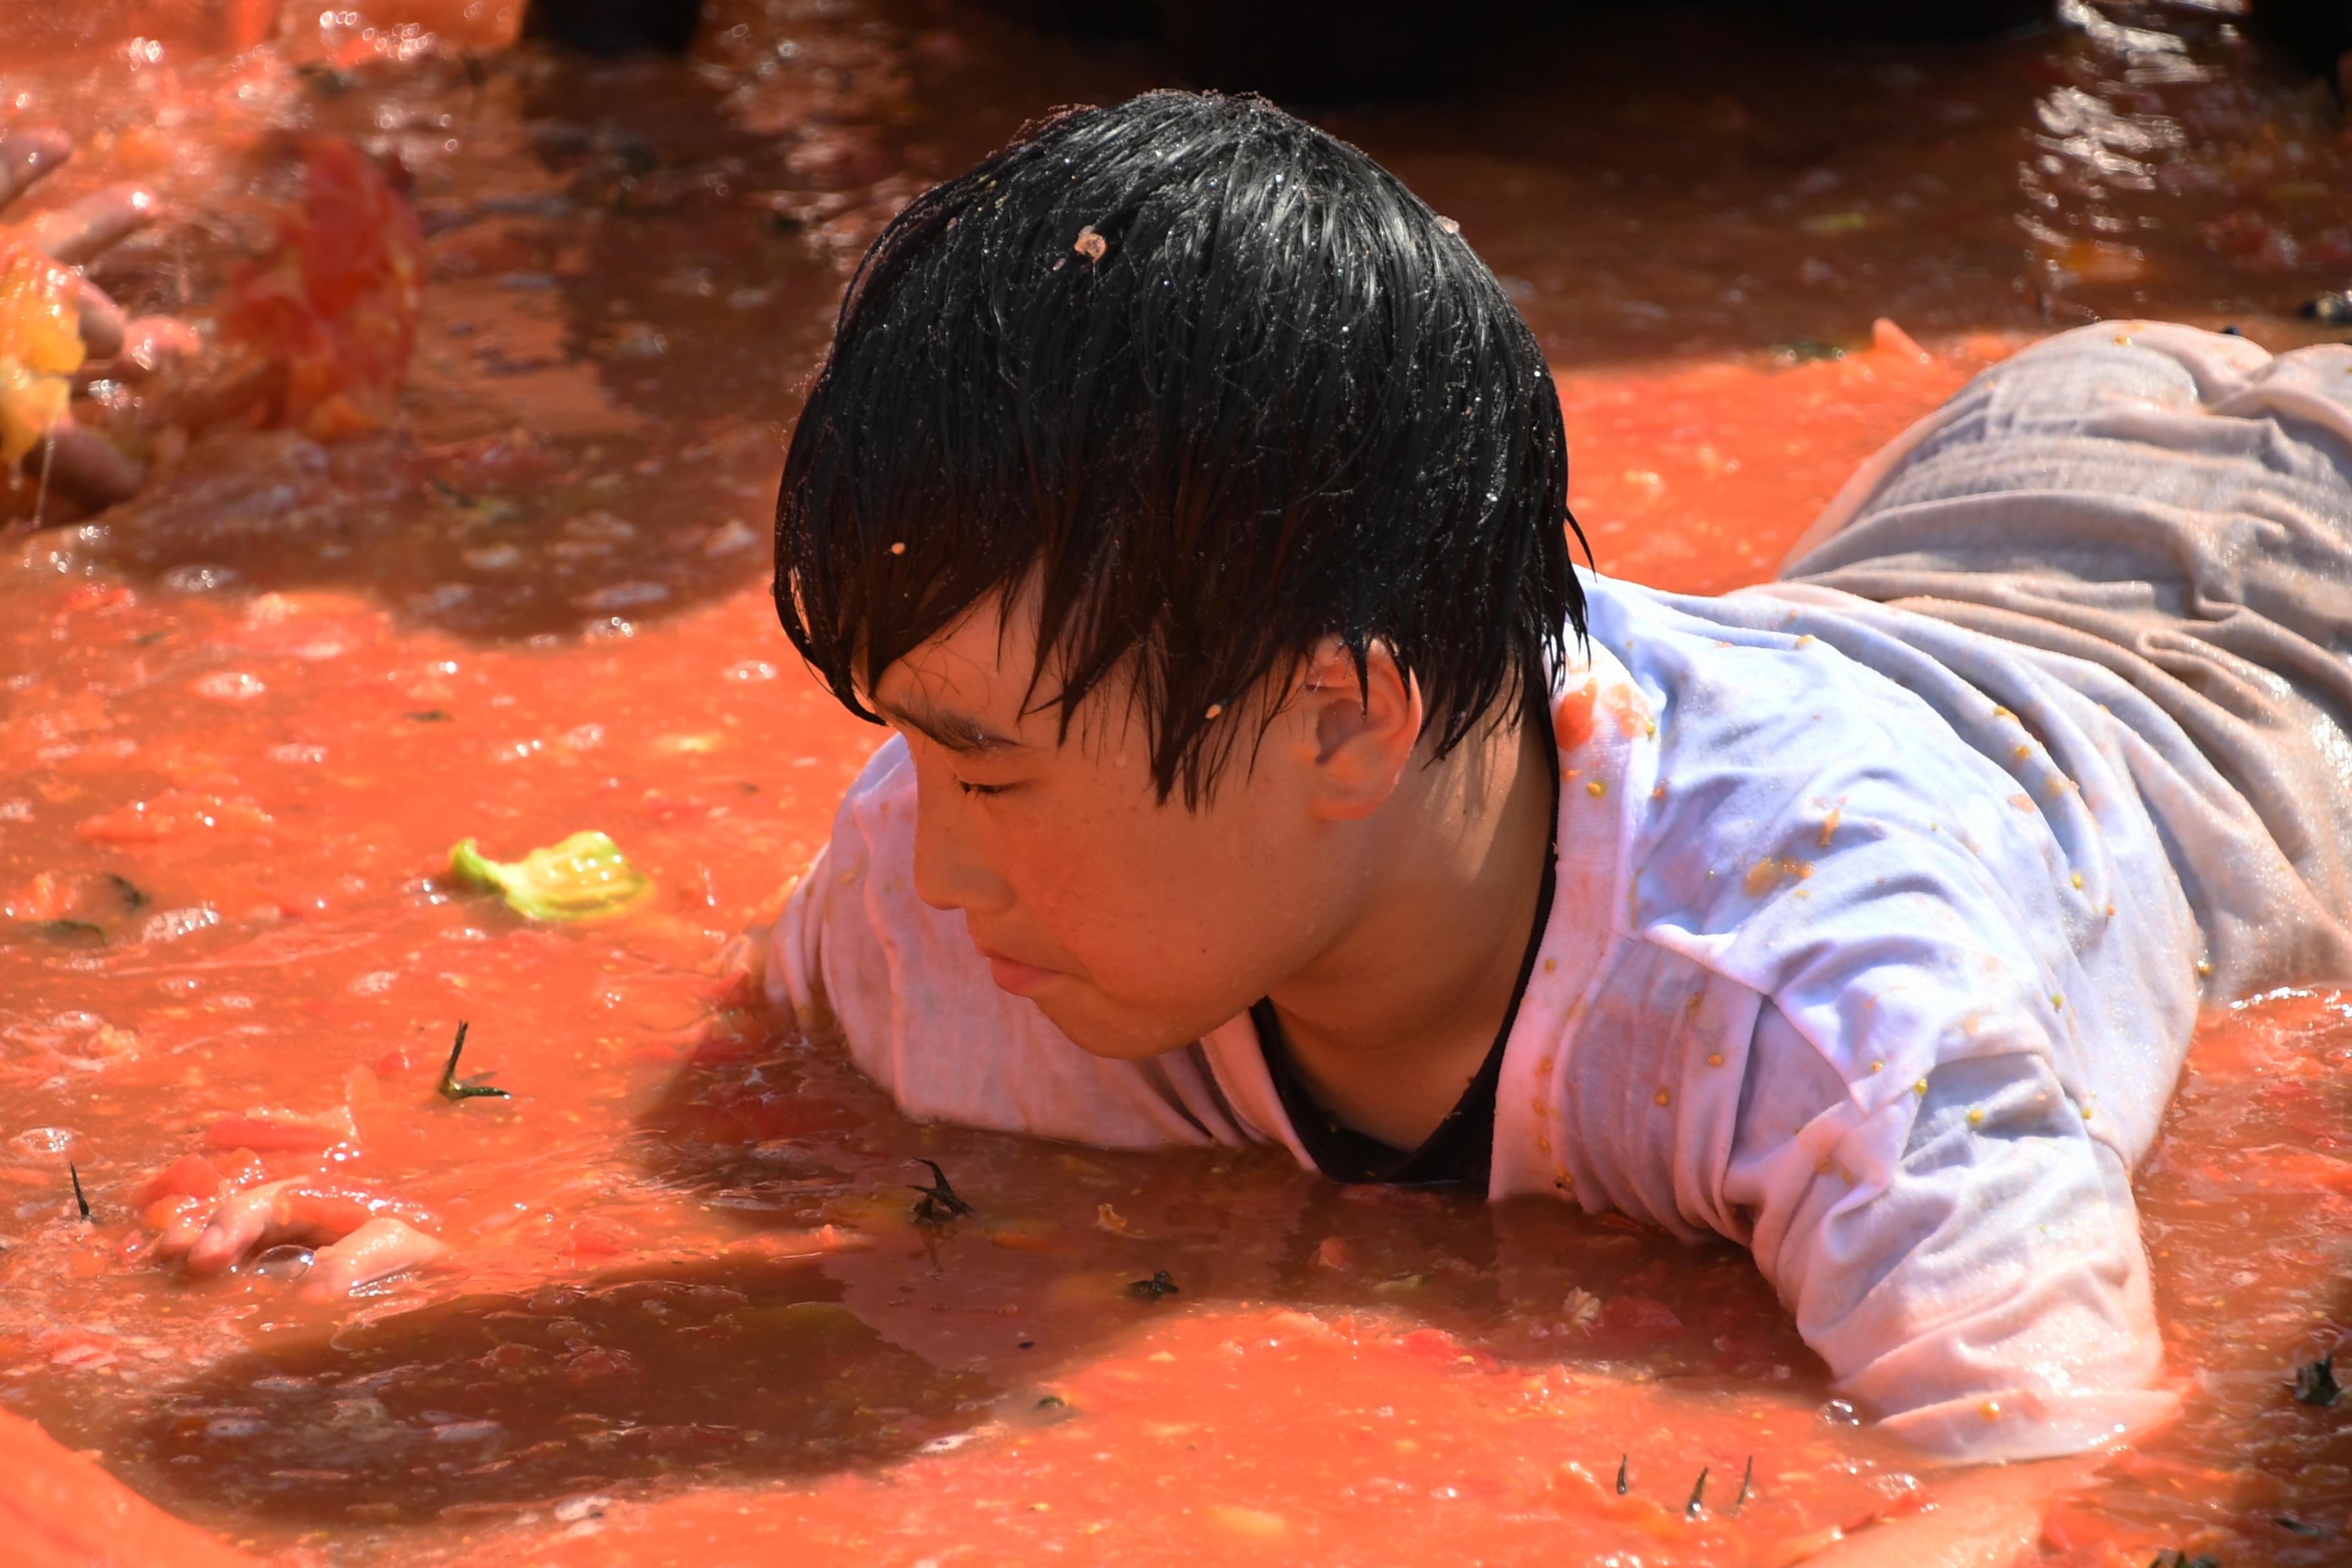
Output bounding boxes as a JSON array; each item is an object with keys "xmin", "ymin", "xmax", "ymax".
[
  {"xmin": 1012, "ymin": 799, "xmax": 1304, "ymax": 995},
  {"xmin": 1000, "ymin": 818, "xmax": 1173, "ymax": 967}
]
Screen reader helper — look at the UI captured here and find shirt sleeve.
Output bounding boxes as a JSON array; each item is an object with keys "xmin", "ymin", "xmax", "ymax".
[
  {"xmin": 761, "ymin": 736, "xmax": 1253, "ymax": 1150},
  {"xmin": 1723, "ymin": 997, "xmax": 2175, "ymax": 1460},
  {"xmin": 1567, "ymin": 589, "xmax": 2191, "ymax": 1460}
]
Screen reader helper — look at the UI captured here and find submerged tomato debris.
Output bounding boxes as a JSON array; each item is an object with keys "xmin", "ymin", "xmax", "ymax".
[
  {"xmin": 1, "ymin": 3, "xmax": 2349, "ymax": 1567},
  {"xmin": 220, "ymin": 133, "xmax": 426, "ymax": 440}
]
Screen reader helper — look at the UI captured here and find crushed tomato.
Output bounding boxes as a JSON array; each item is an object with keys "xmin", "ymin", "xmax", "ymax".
[
  {"xmin": 221, "ymin": 135, "xmax": 424, "ymax": 440},
  {"xmin": 0, "ymin": 232, "xmax": 84, "ymax": 467}
]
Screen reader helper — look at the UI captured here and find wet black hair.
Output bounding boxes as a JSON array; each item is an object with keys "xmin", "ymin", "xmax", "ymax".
[{"xmin": 773, "ymin": 89, "xmax": 1585, "ymax": 803}]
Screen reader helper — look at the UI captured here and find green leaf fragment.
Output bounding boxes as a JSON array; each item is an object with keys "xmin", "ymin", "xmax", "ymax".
[
  {"xmin": 448, "ymin": 830, "xmax": 649, "ymax": 921},
  {"xmin": 1799, "ymin": 210, "xmax": 1870, "ymax": 236}
]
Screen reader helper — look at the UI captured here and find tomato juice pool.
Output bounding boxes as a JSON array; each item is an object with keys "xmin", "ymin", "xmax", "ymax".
[{"xmin": 3, "ymin": 3, "xmax": 2350, "ymax": 1564}]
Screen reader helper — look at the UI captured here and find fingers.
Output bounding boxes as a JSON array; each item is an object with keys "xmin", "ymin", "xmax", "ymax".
[
  {"xmin": 176, "ymin": 1179, "xmax": 445, "ymax": 1287},
  {"xmin": 183, "ymin": 1181, "xmax": 378, "ymax": 1273},
  {"xmin": 25, "ymin": 184, "xmax": 159, "ymax": 266},
  {"xmin": 0, "ymin": 128, "xmax": 72, "ymax": 210},
  {"xmin": 56, "ymin": 279, "xmax": 198, "ymax": 382},
  {"xmin": 300, "ymin": 1218, "xmax": 451, "ymax": 1299},
  {"xmin": 0, "ymin": 146, "xmax": 190, "ymax": 518},
  {"xmin": 76, "ymin": 279, "xmax": 123, "ymax": 361},
  {"xmin": 148, "ymin": 1198, "xmax": 214, "ymax": 1264},
  {"xmin": 75, "ymin": 311, "xmax": 199, "ymax": 383},
  {"xmin": 182, "ymin": 1180, "xmax": 297, "ymax": 1273},
  {"xmin": 39, "ymin": 415, "xmax": 144, "ymax": 512}
]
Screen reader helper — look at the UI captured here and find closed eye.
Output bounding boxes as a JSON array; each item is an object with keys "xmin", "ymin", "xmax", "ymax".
[{"xmin": 955, "ymin": 778, "xmax": 1011, "ymax": 797}]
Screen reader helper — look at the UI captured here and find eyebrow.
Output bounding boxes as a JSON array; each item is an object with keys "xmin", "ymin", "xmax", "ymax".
[{"xmin": 872, "ymin": 697, "xmax": 1026, "ymax": 755}]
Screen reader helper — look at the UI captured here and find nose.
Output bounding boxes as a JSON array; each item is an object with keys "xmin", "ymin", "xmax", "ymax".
[{"xmin": 908, "ymin": 764, "xmax": 1012, "ymax": 917}]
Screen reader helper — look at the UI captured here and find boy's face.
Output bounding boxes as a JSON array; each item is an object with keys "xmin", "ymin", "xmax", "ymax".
[{"xmin": 867, "ymin": 589, "xmax": 1407, "ymax": 1060}]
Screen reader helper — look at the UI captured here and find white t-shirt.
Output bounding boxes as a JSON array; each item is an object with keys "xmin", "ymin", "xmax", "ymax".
[{"xmin": 765, "ymin": 568, "xmax": 2218, "ymax": 1460}]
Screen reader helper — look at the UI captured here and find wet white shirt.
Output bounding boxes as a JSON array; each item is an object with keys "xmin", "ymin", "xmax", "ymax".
[{"xmin": 765, "ymin": 569, "xmax": 2213, "ymax": 1460}]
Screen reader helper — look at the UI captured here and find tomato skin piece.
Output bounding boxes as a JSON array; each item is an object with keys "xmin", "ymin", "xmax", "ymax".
[
  {"xmin": 0, "ymin": 871, "xmax": 81, "ymax": 921},
  {"xmin": 0, "ymin": 1407, "xmax": 258, "ymax": 1568},
  {"xmin": 55, "ymin": 584, "xmax": 133, "ymax": 614},
  {"xmin": 986, "ymin": 1227, "xmax": 1062, "ymax": 1254},
  {"xmin": 201, "ymin": 1110, "xmax": 355, "ymax": 1154},
  {"xmin": 2031, "ymin": 1497, "xmax": 2115, "ymax": 1555},
  {"xmin": 131, "ymin": 1154, "xmax": 228, "ymax": 1210},
  {"xmin": 75, "ymin": 791, "xmax": 275, "ymax": 843},
  {"xmin": 1594, "ymin": 1295, "xmax": 1684, "ymax": 1336},
  {"xmin": 1553, "ymin": 676, "xmax": 1600, "ymax": 752},
  {"xmin": 567, "ymin": 1221, "xmax": 632, "ymax": 1260},
  {"xmin": 1397, "ymin": 1328, "xmax": 1503, "ymax": 1373}
]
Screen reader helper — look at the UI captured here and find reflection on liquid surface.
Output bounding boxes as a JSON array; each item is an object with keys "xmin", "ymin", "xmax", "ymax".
[{"xmin": 135, "ymin": 1255, "xmax": 991, "ymax": 1520}]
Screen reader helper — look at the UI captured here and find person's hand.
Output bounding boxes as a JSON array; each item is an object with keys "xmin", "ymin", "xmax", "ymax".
[
  {"xmin": 2, "ymin": 127, "xmax": 199, "ymax": 507},
  {"xmin": 152, "ymin": 1179, "xmax": 450, "ymax": 1300}
]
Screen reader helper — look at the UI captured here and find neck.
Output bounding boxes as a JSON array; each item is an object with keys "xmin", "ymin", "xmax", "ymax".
[{"xmin": 1266, "ymin": 703, "xmax": 1556, "ymax": 1151}]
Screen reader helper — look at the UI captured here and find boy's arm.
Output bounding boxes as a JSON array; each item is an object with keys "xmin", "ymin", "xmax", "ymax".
[
  {"xmin": 1583, "ymin": 660, "xmax": 2192, "ymax": 1462},
  {"xmin": 1725, "ymin": 1000, "xmax": 2177, "ymax": 1460}
]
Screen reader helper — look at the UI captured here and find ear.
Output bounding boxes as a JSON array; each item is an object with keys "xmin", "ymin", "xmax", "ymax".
[{"xmin": 1293, "ymin": 638, "xmax": 1423, "ymax": 823}]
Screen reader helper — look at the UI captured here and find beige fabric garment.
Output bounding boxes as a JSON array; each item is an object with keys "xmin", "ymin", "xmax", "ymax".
[{"xmin": 1777, "ymin": 322, "xmax": 2352, "ymax": 997}]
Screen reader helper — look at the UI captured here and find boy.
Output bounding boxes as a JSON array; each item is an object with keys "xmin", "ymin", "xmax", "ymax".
[{"xmin": 749, "ymin": 88, "xmax": 2352, "ymax": 1463}]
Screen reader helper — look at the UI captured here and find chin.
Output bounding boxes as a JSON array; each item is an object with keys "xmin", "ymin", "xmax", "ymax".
[{"xmin": 1032, "ymin": 995, "xmax": 1199, "ymax": 1062}]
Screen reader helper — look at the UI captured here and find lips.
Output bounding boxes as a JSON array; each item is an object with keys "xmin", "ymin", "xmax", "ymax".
[{"xmin": 971, "ymin": 937, "xmax": 1059, "ymax": 998}]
